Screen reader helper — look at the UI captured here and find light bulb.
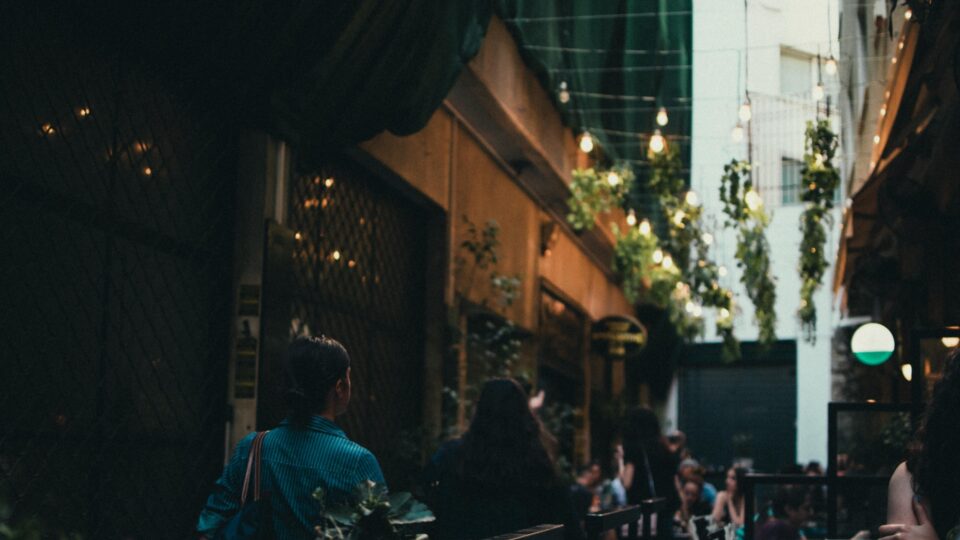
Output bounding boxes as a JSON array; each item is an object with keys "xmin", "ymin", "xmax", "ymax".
[
  {"xmin": 685, "ymin": 191, "xmax": 700, "ymax": 206},
  {"xmin": 332, "ymin": 250, "xmax": 342, "ymax": 261},
  {"xmin": 324, "ymin": 177, "xmax": 335, "ymax": 188},
  {"xmin": 626, "ymin": 209, "xmax": 637, "ymax": 226},
  {"xmin": 942, "ymin": 337, "xmax": 960, "ymax": 348},
  {"xmin": 719, "ymin": 308, "xmax": 731, "ymax": 320},
  {"xmin": 901, "ymin": 363, "xmax": 912, "ymax": 382},
  {"xmin": 558, "ymin": 81, "xmax": 570, "ymax": 104},
  {"xmin": 607, "ymin": 171, "xmax": 621, "ymax": 187},
  {"xmin": 649, "ymin": 129, "xmax": 666, "ymax": 154},
  {"xmin": 813, "ymin": 83, "xmax": 825, "ymax": 101},
  {"xmin": 656, "ymin": 107, "xmax": 669, "ymax": 127},
  {"xmin": 731, "ymin": 123, "xmax": 745, "ymax": 143},
  {"xmin": 873, "ymin": 134, "xmax": 881, "ymax": 145},
  {"xmin": 738, "ymin": 101, "xmax": 752, "ymax": 123},
  {"xmin": 745, "ymin": 190, "xmax": 762, "ymax": 212},
  {"xmin": 825, "ymin": 56, "xmax": 838, "ymax": 76},
  {"xmin": 639, "ymin": 219, "xmax": 652, "ymax": 236},
  {"xmin": 652, "ymin": 249, "xmax": 664, "ymax": 264},
  {"xmin": 673, "ymin": 210, "xmax": 686, "ymax": 227},
  {"xmin": 662, "ymin": 254, "xmax": 674, "ymax": 270},
  {"xmin": 702, "ymin": 232, "xmax": 714, "ymax": 246},
  {"xmin": 685, "ymin": 301, "xmax": 696, "ymax": 314},
  {"xmin": 579, "ymin": 131, "xmax": 594, "ymax": 153},
  {"xmin": 718, "ymin": 265, "xmax": 728, "ymax": 277},
  {"xmin": 904, "ymin": 8, "xmax": 912, "ymax": 20}
]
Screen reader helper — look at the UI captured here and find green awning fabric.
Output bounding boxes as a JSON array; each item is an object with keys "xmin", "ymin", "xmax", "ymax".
[
  {"xmin": 496, "ymin": 0, "xmax": 693, "ymax": 188},
  {"xmin": 83, "ymin": 1, "xmax": 492, "ymax": 149}
]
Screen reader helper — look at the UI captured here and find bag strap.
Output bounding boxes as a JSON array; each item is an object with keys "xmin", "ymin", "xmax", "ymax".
[{"xmin": 240, "ymin": 431, "xmax": 269, "ymax": 505}]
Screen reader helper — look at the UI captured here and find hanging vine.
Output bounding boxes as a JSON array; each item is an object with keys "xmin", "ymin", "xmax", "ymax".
[
  {"xmin": 566, "ymin": 166, "xmax": 634, "ymax": 231},
  {"xmin": 719, "ymin": 160, "xmax": 777, "ymax": 350},
  {"xmin": 798, "ymin": 119, "xmax": 840, "ymax": 343}
]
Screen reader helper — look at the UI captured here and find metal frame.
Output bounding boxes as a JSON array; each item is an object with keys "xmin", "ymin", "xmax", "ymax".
[
  {"xmin": 584, "ymin": 498, "xmax": 665, "ymax": 540},
  {"xmin": 909, "ymin": 326, "xmax": 960, "ymax": 421}
]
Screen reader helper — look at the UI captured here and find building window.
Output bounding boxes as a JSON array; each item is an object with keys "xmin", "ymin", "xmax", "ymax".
[{"xmin": 781, "ymin": 157, "xmax": 804, "ymax": 204}]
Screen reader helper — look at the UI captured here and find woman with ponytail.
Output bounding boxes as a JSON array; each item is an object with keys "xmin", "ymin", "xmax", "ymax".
[{"xmin": 197, "ymin": 336, "xmax": 385, "ymax": 539}]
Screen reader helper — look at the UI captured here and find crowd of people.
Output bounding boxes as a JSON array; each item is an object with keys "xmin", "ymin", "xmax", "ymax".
[{"xmin": 195, "ymin": 336, "xmax": 960, "ymax": 540}]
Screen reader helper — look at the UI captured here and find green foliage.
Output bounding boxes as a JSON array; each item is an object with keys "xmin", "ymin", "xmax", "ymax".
[
  {"xmin": 720, "ymin": 160, "xmax": 777, "ymax": 350},
  {"xmin": 0, "ymin": 497, "xmax": 82, "ymax": 540},
  {"xmin": 566, "ymin": 167, "xmax": 634, "ymax": 231},
  {"xmin": 798, "ymin": 120, "xmax": 840, "ymax": 343},
  {"xmin": 314, "ymin": 482, "xmax": 434, "ymax": 540}
]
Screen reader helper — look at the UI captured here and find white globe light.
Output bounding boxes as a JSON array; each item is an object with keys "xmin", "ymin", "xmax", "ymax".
[
  {"xmin": 558, "ymin": 81, "xmax": 571, "ymax": 104},
  {"xmin": 662, "ymin": 254, "xmax": 674, "ymax": 269},
  {"xmin": 626, "ymin": 209, "xmax": 637, "ymax": 227},
  {"xmin": 649, "ymin": 129, "xmax": 666, "ymax": 154},
  {"xmin": 702, "ymin": 233, "xmax": 713, "ymax": 246},
  {"xmin": 745, "ymin": 190, "xmax": 762, "ymax": 212},
  {"xmin": 607, "ymin": 171, "xmax": 621, "ymax": 187},
  {"xmin": 652, "ymin": 249, "xmax": 664, "ymax": 264},
  {"xmin": 685, "ymin": 191, "xmax": 700, "ymax": 207},
  {"xmin": 851, "ymin": 322, "xmax": 896, "ymax": 365},
  {"xmin": 738, "ymin": 102, "xmax": 752, "ymax": 123},
  {"xmin": 825, "ymin": 56, "xmax": 838, "ymax": 76},
  {"xmin": 718, "ymin": 265, "xmax": 728, "ymax": 277},
  {"xmin": 731, "ymin": 123, "xmax": 745, "ymax": 143},
  {"xmin": 639, "ymin": 219, "xmax": 652, "ymax": 236},
  {"xmin": 579, "ymin": 132, "xmax": 594, "ymax": 153},
  {"xmin": 656, "ymin": 107, "xmax": 669, "ymax": 127}
]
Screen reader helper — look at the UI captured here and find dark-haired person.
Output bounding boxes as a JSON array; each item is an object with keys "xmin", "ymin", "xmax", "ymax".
[
  {"xmin": 197, "ymin": 336, "xmax": 385, "ymax": 540},
  {"xmin": 423, "ymin": 378, "xmax": 583, "ymax": 540},
  {"xmin": 755, "ymin": 486, "xmax": 811, "ymax": 540},
  {"xmin": 880, "ymin": 349, "xmax": 960, "ymax": 540},
  {"xmin": 619, "ymin": 407, "xmax": 680, "ymax": 539},
  {"xmin": 712, "ymin": 466, "xmax": 747, "ymax": 529}
]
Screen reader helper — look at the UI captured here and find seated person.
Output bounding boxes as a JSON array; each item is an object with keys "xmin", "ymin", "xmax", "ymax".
[
  {"xmin": 755, "ymin": 486, "xmax": 811, "ymax": 540},
  {"xmin": 570, "ymin": 461, "xmax": 602, "ymax": 520},
  {"xmin": 676, "ymin": 478, "xmax": 713, "ymax": 523}
]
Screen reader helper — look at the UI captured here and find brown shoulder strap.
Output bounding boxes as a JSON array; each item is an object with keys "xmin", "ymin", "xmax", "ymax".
[{"xmin": 240, "ymin": 431, "xmax": 270, "ymax": 505}]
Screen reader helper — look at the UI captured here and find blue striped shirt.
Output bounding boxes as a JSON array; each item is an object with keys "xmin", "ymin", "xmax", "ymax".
[{"xmin": 197, "ymin": 416, "xmax": 386, "ymax": 539}]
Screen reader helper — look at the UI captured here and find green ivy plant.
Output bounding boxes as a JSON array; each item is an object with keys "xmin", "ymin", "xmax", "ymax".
[
  {"xmin": 566, "ymin": 166, "xmax": 634, "ymax": 231},
  {"xmin": 720, "ymin": 160, "xmax": 778, "ymax": 350},
  {"xmin": 798, "ymin": 120, "xmax": 840, "ymax": 343}
]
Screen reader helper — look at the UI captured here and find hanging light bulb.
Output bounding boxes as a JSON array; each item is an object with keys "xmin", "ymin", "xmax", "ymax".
[
  {"xmin": 745, "ymin": 190, "xmax": 762, "ymax": 212},
  {"xmin": 702, "ymin": 232, "xmax": 714, "ymax": 246},
  {"xmin": 579, "ymin": 131, "xmax": 594, "ymax": 153},
  {"xmin": 825, "ymin": 56, "xmax": 838, "ymax": 76},
  {"xmin": 904, "ymin": 8, "xmax": 912, "ymax": 20},
  {"xmin": 685, "ymin": 190, "xmax": 700, "ymax": 207},
  {"xmin": 649, "ymin": 129, "xmax": 666, "ymax": 154},
  {"xmin": 719, "ymin": 307, "xmax": 731, "ymax": 320},
  {"xmin": 607, "ymin": 171, "xmax": 621, "ymax": 187},
  {"xmin": 731, "ymin": 122, "xmax": 745, "ymax": 143},
  {"xmin": 718, "ymin": 265, "xmax": 728, "ymax": 277},
  {"xmin": 656, "ymin": 107, "xmax": 669, "ymax": 127},
  {"xmin": 662, "ymin": 254, "xmax": 674, "ymax": 270},
  {"xmin": 672, "ymin": 210, "xmax": 687, "ymax": 227},
  {"xmin": 738, "ymin": 101, "xmax": 752, "ymax": 123},
  {"xmin": 558, "ymin": 81, "xmax": 571, "ymax": 104},
  {"xmin": 813, "ymin": 82, "xmax": 825, "ymax": 101},
  {"xmin": 639, "ymin": 219, "xmax": 652, "ymax": 236},
  {"xmin": 652, "ymin": 248, "xmax": 664, "ymax": 264},
  {"xmin": 626, "ymin": 209, "xmax": 637, "ymax": 227}
]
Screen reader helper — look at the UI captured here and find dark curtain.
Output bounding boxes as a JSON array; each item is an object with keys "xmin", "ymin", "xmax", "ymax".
[{"xmin": 79, "ymin": 0, "xmax": 493, "ymax": 148}]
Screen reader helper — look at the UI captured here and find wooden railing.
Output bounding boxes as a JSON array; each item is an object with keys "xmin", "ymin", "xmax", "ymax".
[{"xmin": 584, "ymin": 497, "xmax": 666, "ymax": 540}]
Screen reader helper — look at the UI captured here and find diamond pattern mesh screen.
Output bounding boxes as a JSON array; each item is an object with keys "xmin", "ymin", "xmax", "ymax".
[{"xmin": 0, "ymin": 5, "xmax": 235, "ymax": 538}]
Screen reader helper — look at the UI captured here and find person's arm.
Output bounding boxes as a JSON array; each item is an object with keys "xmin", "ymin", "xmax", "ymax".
[
  {"xmin": 620, "ymin": 462, "xmax": 635, "ymax": 491},
  {"xmin": 196, "ymin": 433, "xmax": 256, "ymax": 537},
  {"xmin": 880, "ymin": 496, "xmax": 938, "ymax": 540},
  {"xmin": 710, "ymin": 491, "xmax": 727, "ymax": 524},
  {"xmin": 887, "ymin": 462, "xmax": 919, "ymax": 526},
  {"xmin": 356, "ymin": 450, "xmax": 387, "ymax": 487}
]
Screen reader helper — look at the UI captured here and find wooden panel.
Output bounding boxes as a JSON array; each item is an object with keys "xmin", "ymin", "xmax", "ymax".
[{"xmin": 359, "ymin": 110, "xmax": 453, "ymax": 210}]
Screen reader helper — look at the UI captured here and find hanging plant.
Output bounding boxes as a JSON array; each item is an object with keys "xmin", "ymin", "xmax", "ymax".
[
  {"xmin": 720, "ymin": 160, "xmax": 778, "ymax": 350},
  {"xmin": 566, "ymin": 166, "xmax": 634, "ymax": 231},
  {"xmin": 798, "ymin": 120, "xmax": 840, "ymax": 343}
]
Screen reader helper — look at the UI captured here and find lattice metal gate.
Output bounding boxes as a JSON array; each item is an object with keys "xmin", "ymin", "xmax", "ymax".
[
  {"xmin": 0, "ymin": 5, "xmax": 236, "ymax": 538},
  {"xmin": 258, "ymin": 155, "xmax": 429, "ymax": 490}
]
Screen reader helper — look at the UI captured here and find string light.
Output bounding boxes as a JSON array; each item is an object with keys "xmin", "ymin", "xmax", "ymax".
[
  {"xmin": 579, "ymin": 131, "xmax": 595, "ymax": 153},
  {"xmin": 672, "ymin": 210, "xmax": 687, "ymax": 227},
  {"xmin": 324, "ymin": 177, "xmax": 335, "ymax": 188},
  {"xmin": 880, "ymin": 106, "xmax": 887, "ymax": 117},
  {"xmin": 295, "ymin": 232, "xmax": 302, "ymax": 241},
  {"xmin": 702, "ymin": 232, "xmax": 713, "ymax": 245},
  {"xmin": 142, "ymin": 166, "xmax": 153, "ymax": 177},
  {"xmin": 901, "ymin": 363, "xmax": 912, "ymax": 381},
  {"xmin": 656, "ymin": 107, "xmax": 669, "ymax": 127},
  {"xmin": 652, "ymin": 248, "xmax": 664, "ymax": 264},
  {"xmin": 649, "ymin": 129, "xmax": 666, "ymax": 154},
  {"xmin": 873, "ymin": 134, "xmax": 881, "ymax": 145},
  {"xmin": 77, "ymin": 106, "xmax": 91, "ymax": 118},
  {"xmin": 332, "ymin": 250, "xmax": 341, "ymax": 261},
  {"xmin": 662, "ymin": 254, "xmax": 674, "ymax": 270},
  {"xmin": 685, "ymin": 190, "xmax": 699, "ymax": 206},
  {"xmin": 731, "ymin": 122, "xmax": 745, "ymax": 143},
  {"xmin": 639, "ymin": 219, "xmax": 652, "ymax": 236},
  {"xmin": 904, "ymin": 8, "xmax": 912, "ymax": 20},
  {"xmin": 626, "ymin": 209, "xmax": 637, "ymax": 226},
  {"xmin": 825, "ymin": 56, "xmax": 838, "ymax": 76},
  {"xmin": 812, "ymin": 82, "xmax": 825, "ymax": 101},
  {"xmin": 942, "ymin": 337, "xmax": 960, "ymax": 348},
  {"xmin": 718, "ymin": 265, "xmax": 728, "ymax": 277},
  {"xmin": 891, "ymin": 56, "xmax": 897, "ymax": 64},
  {"xmin": 745, "ymin": 190, "xmax": 762, "ymax": 211},
  {"xmin": 558, "ymin": 81, "xmax": 571, "ymax": 104},
  {"xmin": 607, "ymin": 171, "xmax": 621, "ymax": 187},
  {"xmin": 719, "ymin": 307, "xmax": 731, "ymax": 320},
  {"xmin": 738, "ymin": 101, "xmax": 752, "ymax": 123},
  {"xmin": 40, "ymin": 123, "xmax": 56, "ymax": 136}
]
